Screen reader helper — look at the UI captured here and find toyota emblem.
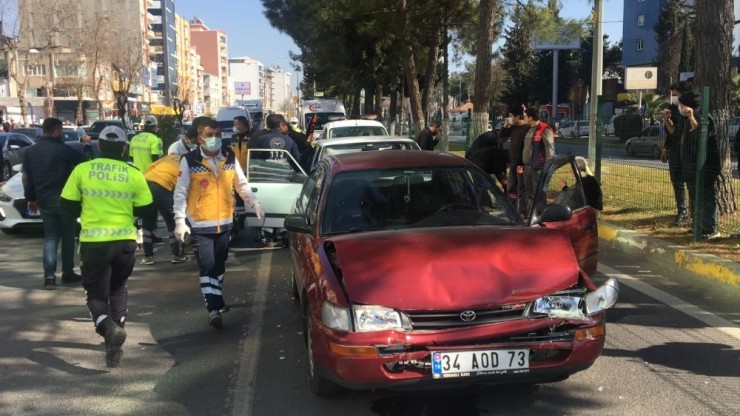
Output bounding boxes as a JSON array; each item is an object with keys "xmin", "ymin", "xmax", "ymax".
[{"xmin": 460, "ymin": 310, "xmax": 476, "ymax": 321}]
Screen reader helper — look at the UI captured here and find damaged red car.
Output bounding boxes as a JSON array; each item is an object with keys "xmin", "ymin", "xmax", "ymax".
[{"xmin": 285, "ymin": 151, "xmax": 619, "ymax": 396}]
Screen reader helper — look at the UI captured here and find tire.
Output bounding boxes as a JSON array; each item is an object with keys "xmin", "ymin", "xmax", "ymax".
[
  {"xmin": 1, "ymin": 162, "xmax": 11, "ymax": 182},
  {"xmin": 570, "ymin": 131, "xmax": 576, "ymax": 139},
  {"xmin": 304, "ymin": 302, "xmax": 343, "ymax": 397},
  {"xmin": 626, "ymin": 144, "xmax": 635, "ymax": 157},
  {"xmin": 652, "ymin": 146, "xmax": 661, "ymax": 159}
]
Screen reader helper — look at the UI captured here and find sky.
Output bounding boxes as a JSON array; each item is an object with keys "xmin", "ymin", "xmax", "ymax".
[{"xmin": 176, "ymin": 0, "xmax": 625, "ymax": 75}]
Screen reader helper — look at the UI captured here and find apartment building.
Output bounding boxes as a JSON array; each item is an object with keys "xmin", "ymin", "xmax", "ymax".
[
  {"xmin": 190, "ymin": 17, "xmax": 230, "ymax": 106},
  {"xmin": 228, "ymin": 57, "xmax": 263, "ymax": 101},
  {"xmin": 147, "ymin": 0, "xmax": 178, "ymax": 105}
]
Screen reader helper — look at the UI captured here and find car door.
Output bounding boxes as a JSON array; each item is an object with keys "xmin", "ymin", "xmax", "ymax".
[
  {"xmin": 7, "ymin": 134, "xmax": 34, "ymax": 167},
  {"xmin": 289, "ymin": 165, "xmax": 326, "ymax": 301},
  {"xmin": 529, "ymin": 154, "xmax": 599, "ymax": 277},
  {"xmin": 245, "ymin": 148, "xmax": 307, "ymax": 228}
]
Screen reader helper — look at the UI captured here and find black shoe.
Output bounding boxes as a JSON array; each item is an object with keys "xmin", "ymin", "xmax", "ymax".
[
  {"xmin": 672, "ymin": 212, "xmax": 690, "ymax": 226},
  {"xmin": 61, "ymin": 272, "xmax": 82, "ymax": 283},
  {"xmin": 97, "ymin": 318, "xmax": 127, "ymax": 368},
  {"xmin": 43, "ymin": 278, "xmax": 56, "ymax": 290},
  {"xmin": 219, "ymin": 304, "xmax": 231, "ymax": 314}
]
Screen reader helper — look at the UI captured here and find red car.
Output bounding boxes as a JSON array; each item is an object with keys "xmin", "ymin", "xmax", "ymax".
[{"xmin": 285, "ymin": 151, "xmax": 618, "ymax": 396}]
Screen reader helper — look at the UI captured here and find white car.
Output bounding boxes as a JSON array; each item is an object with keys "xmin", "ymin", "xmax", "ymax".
[
  {"xmin": 316, "ymin": 119, "xmax": 388, "ymax": 140},
  {"xmin": 306, "ymin": 136, "xmax": 420, "ymax": 172},
  {"xmin": 559, "ymin": 120, "xmax": 590, "ymax": 139},
  {"xmin": 0, "ymin": 171, "xmax": 42, "ymax": 234}
]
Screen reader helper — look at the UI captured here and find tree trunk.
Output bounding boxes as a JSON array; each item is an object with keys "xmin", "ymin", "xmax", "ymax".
[
  {"xmin": 694, "ymin": 0, "xmax": 736, "ymax": 215},
  {"xmin": 470, "ymin": 0, "xmax": 497, "ymax": 141},
  {"xmin": 441, "ymin": 21, "xmax": 450, "ymax": 152},
  {"xmin": 17, "ymin": 87, "xmax": 29, "ymax": 127},
  {"xmin": 374, "ymin": 85, "xmax": 382, "ymax": 119},
  {"xmin": 421, "ymin": 25, "xmax": 442, "ymax": 122},
  {"xmin": 399, "ymin": 0, "xmax": 424, "ymax": 135}
]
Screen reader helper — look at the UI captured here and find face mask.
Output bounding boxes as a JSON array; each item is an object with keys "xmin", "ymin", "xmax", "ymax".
[
  {"xmin": 670, "ymin": 96, "xmax": 679, "ymax": 105},
  {"xmin": 204, "ymin": 136, "xmax": 222, "ymax": 152}
]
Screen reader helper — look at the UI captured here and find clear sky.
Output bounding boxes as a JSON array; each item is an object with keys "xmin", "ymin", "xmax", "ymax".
[{"xmin": 175, "ymin": 0, "xmax": 624, "ymax": 72}]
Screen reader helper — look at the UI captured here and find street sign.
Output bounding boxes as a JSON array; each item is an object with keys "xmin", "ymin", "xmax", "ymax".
[{"xmin": 625, "ymin": 67, "xmax": 658, "ymax": 90}]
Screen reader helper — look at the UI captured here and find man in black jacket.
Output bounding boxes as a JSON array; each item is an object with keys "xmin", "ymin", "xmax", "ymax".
[
  {"xmin": 22, "ymin": 117, "xmax": 91, "ymax": 289},
  {"xmin": 415, "ymin": 121, "xmax": 442, "ymax": 151}
]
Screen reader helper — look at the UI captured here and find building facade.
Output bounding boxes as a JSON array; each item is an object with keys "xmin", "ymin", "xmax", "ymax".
[
  {"xmin": 190, "ymin": 17, "xmax": 230, "ymax": 107},
  {"xmin": 147, "ymin": 0, "xmax": 178, "ymax": 105},
  {"xmin": 228, "ymin": 57, "xmax": 263, "ymax": 102}
]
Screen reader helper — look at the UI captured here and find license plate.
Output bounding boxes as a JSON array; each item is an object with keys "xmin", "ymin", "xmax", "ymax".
[{"xmin": 431, "ymin": 349, "xmax": 529, "ymax": 379}]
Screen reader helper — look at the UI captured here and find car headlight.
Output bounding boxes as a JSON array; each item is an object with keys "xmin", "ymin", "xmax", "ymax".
[
  {"xmin": 0, "ymin": 190, "xmax": 11, "ymax": 202},
  {"xmin": 584, "ymin": 277, "xmax": 619, "ymax": 315},
  {"xmin": 321, "ymin": 301, "xmax": 351, "ymax": 331},
  {"xmin": 352, "ymin": 305, "xmax": 411, "ymax": 332},
  {"xmin": 531, "ymin": 295, "xmax": 586, "ymax": 320}
]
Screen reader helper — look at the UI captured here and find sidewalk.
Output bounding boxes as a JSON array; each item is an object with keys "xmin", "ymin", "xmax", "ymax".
[{"xmin": 599, "ymin": 222, "xmax": 740, "ymax": 290}]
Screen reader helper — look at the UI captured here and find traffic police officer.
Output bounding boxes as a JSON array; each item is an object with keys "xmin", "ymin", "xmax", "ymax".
[
  {"xmin": 129, "ymin": 115, "xmax": 163, "ymax": 172},
  {"xmin": 60, "ymin": 125, "xmax": 154, "ymax": 368}
]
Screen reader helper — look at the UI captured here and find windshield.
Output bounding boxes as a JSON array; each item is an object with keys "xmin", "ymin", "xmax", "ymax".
[
  {"xmin": 62, "ymin": 131, "xmax": 80, "ymax": 142},
  {"xmin": 217, "ymin": 120, "xmax": 234, "ymax": 132},
  {"xmin": 321, "ymin": 167, "xmax": 518, "ymax": 235},
  {"xmin": 327, "ymin": 126, "xmax": 387, "ymax": 138},
  {"xmin": 304, "ymin": 113, "xmax": 346, "ymax": 131}
]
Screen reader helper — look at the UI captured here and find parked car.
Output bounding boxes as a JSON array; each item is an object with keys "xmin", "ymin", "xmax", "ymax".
[
  {"xmin": 558, "ymin": 120, "xmax": 589, "ymax": 139},
  {"xmin": 0, "ymin": 169, "xmax": 42, "ymax": 234},
  {"xmin": 301, "ymin": 136, "xmax": 420, "ymax": 172},
  {"xmin": 0, "ymin": 133, "xmax": 35, "ymax": 181},
  {"xmin": 283, "ymin": 150, "xmax": 618, "ymax": 396},
  {"xmin": 316, "ymin": 119, "xmax": 388, "ymax": 141},
  {"xmin": 625, "ymin": 125, "xmax": 666, "ymax": 159},
  {"xmin": 603, "ymin": 115, "xmax": 617, "ymax": 136},
  {"xmin": 62, "ymin": 126, "xmax": 87, "ymax": 142},
  {"xmin": 87, "ymin": 120, "xmax": 135, "ymax": 140},
  {"xmin": 11, "ymin": 127, "xmax": 43, "ymax": 142}
]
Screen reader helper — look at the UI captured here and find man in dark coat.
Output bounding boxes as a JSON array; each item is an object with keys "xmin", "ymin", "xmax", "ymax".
[
  {"xmin": 22, "ymin": 117, "xmax": 92, "ymax": 289},
  {"xmin": 415, "ymin": 121, "xmax": 442, "ymax": 151}
]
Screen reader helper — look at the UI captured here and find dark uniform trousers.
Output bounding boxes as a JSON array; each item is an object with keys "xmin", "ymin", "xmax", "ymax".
[{"xmin": 81, "ymin": 240, "xmax": 137, "ymax": 325}]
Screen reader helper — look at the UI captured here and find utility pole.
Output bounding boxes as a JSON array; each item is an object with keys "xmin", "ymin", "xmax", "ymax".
[{"xmin": 588, "ymin": 0, "xmax": 604, "ymax": 165}]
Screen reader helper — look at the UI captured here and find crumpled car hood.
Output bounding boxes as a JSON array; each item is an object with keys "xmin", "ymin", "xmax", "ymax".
[{"xmin": 329, "ymin": 227, "xmax": 581, "ymax": 310}]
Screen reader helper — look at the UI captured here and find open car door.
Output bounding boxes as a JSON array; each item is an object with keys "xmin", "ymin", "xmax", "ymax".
[
  {"xmin": 528, "ymin": 154, "xmax": 599, "ymax": 277},
  {"xmin": 242, "ymin": 149, "xmax": 307, "ymax": 228}
]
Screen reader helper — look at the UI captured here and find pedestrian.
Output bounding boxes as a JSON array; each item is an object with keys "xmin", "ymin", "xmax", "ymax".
[
  {"xmin": 465, "ymin": 126, "xmax": 500, "ymax": 158},
  {"xmin": 279, "ymin": 115, "xmax": 310, "ymax": 154},
  {"xmin": 574, "ymin": 156, "xmax": 603, "ymax": 211},
  {"xmin": 60, "ymin": 125, "xmax": 154, "ymax": 367},
  {"xmin": 661, "ymin": 81, "xmax": 692, "ymax": 226},
  {"xmin": 520, "ymin": 106, "xmax": 555, "ymax": 213},
  {"xmin": 129, "ymin": 115, "xmax": 163, "ymax": 172},
  {"xmin": 415, "ymin": 120, "xmax": 442, "ymax": 151},
  {"xmin": 170, "ymin": 116, "xmax": 210, "ymax": 157},
  {"xmin": 498, "ymin": 106, "xmax": 529, "ymax": 214},
  {"xmin": 22, "ymin": 117, "xmax": 92, "ymax": 289},
  {"xmin": 249, "ymin": 114, "xmax": 301, "ymax": 246},
  {"xmin": 139, "ymin": 154, "xmax": 191, "ymax": 265},
  {"xmin": 231, "ymin": 115, "xmax": 251, "ymax": 169},
  {"xmin": 173, "ymin": 118, "xmax": 265, "ymax": 329},
  {"xmin": 675, "ymin": 90, "xmax": 720, "ymax": 240}
]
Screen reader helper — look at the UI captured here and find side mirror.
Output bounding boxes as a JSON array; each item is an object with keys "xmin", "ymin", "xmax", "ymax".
[
  {"xmin": 540, "ymin": 203, "xmax": 572, "ymax": 222},
  {"xmin": 284, "ymin": 213, "xmax": 312, "ymax": 234}
]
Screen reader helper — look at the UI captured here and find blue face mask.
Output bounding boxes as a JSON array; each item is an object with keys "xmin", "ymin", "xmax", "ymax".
[{"xmin": 204, "ymin": 136, "xmax": 222, "ymax": 152}]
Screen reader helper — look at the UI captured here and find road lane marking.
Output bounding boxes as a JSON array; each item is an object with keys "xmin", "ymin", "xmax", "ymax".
[
  {"xmin": 230, "ymin": 249, "xmax": 272, "ymax": 416},
  {"xmin": 599, "ymin": 263, "xmax": 740, "ymax": 341}
]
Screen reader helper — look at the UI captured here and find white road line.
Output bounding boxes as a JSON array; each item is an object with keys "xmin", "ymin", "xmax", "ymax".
[
  {"xmin": 230, "ymin": 250, "xmax": 272, "ymax": 416},
  {"xmin": 599, "ymin": 263, "xmax": 740, "ymax": 341}
]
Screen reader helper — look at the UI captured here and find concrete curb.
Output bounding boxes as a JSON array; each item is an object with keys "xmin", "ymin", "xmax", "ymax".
[{"xmin": 598, "ymin": 223, "xmax": 740, "ymax": 290}]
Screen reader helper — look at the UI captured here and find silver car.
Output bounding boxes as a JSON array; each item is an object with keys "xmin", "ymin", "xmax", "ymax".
[{"xmin": 625, "ymin": 125, "xmax": 666, "ymax": 159}]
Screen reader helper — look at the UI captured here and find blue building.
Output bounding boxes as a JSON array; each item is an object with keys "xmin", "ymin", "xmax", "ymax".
[{"xmin": 622, "ymin": 0, "xmax": 667, "ymax": 67}]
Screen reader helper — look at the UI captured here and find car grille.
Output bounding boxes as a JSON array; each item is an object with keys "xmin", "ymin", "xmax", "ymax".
[{"xmin": 404, "ymin": 304, "xmax": 529, "ymax": 330}]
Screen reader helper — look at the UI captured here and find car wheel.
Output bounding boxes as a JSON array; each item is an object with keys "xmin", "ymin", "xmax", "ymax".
[
  {"xmin": 1, "ymin": 162, "xmax": 11, "ymax": 181},
  {"xmin": 626, "ymin": 144, "xmax": 635, "ymax": 157},
  {"xmin": 652, "ymin": 146, "xmax": 661, "ymax": 159},
  {"xmin": 0, "ymin": 227, "xmax": 22, "ymax": 235},
  {"xmin": 304, "ymin": 302, "xmax": 343, "ymax": 397},
  {"xmin": 570, "ymin": 131, "xmax": 576, "ymax": 139}
]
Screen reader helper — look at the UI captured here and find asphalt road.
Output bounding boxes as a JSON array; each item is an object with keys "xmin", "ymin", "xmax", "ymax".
[{"xmin": 0, "ymin": 228, "xmax": 738, "ymax": 416}]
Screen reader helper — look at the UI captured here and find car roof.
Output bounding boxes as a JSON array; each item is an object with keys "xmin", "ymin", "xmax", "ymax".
[
  {"xmin": 323, "ymin": 150, "xmax": 469, "ymax": 175},
  {"xmin": 314, "ymin": 136, "xmax": 417, "ymax": 147},
  {"xmin": 323, "ymin": 119, "xmax": 386, "ymax": 129}
]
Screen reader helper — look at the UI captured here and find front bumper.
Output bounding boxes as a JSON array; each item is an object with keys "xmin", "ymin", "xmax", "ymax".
[
  {"xmin": 311, "ymin": 313, "xmax": 607, "ymax": 391},
  {"xmin": 0, "ymin": 199, "xmax": 42, "ymax": 231}
]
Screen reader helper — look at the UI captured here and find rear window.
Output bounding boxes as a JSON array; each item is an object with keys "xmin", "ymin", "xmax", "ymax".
[{"xmin": 328, "ymin": 126, "xmax": 387, "ymax": 138}]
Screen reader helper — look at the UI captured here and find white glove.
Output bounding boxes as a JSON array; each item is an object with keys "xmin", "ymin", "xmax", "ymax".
[
  {"xmin": 174, "ymin": 221, "xmax": 190, "ymax": 243},
  {"xmin": 253, "ymin": 203, "xmax": 266, "ymax": 226}
]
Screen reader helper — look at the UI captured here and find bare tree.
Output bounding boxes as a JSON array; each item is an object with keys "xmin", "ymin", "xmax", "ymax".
[
  {"xmin": 0, "ymin": 0, "xmax": 32, "ymax": 125},
  {"xmin": 470, "ymin": 0, "xmax": 497, "ymax": 140},
  {"xmin": 109, "ymin": 40, "xmax": 144, "ymax": 126}
]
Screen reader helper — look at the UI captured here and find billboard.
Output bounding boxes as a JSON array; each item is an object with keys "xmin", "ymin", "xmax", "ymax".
[
  {"xmin": 625, "ymin": 67, "xmax": 658, "ymax": 90},
  {"xmin": 234, "ymin": 82, "xmax": 251, "ymax": 96}
]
